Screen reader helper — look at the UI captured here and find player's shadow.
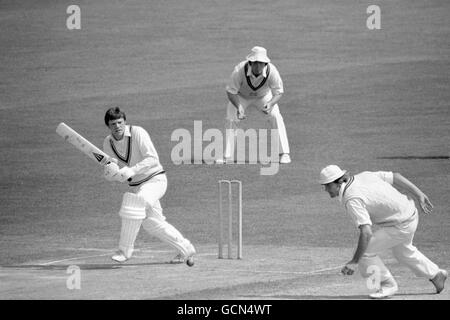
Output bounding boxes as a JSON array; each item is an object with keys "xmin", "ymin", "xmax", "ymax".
[{"xmin": 1, "ymin": 261, "xmax": 183, "ymax": 271}]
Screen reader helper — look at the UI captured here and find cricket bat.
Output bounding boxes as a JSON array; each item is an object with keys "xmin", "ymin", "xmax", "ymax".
[{"xmin": 56, "ymin": 122, "xmax": 111, "ymax": 166}]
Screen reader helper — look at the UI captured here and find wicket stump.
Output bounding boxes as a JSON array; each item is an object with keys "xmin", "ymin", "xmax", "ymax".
[{"xmin": 218, "ymin": 180, "xmax": 242, "ymax": 259}]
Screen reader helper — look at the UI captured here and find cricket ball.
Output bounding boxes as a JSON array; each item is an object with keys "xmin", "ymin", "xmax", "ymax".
[{"xmin": 186, "ymin": 257, "xmax": 194, "ymax": 267}]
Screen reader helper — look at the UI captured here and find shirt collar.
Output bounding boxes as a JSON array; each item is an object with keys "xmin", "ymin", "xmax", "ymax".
[
  {"xmin": 111, "ymin": 125, "xmax": 131, "ymax": 141},
  {"xmin": 338, "ymin": 181, "xmax": 347, "ymax": 203},
  {"xmin": 246, "ymin": 64, "xmax": 268, "ymax": 78},
  {"xmin": 338, "ymin": 175, "xmax": 354, "ymax": 203},
  {"xmin": 124, "ymin": 125, "xmax": 131, "ymax": 137}
]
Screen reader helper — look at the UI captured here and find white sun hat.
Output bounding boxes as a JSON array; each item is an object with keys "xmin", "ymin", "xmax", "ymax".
[
  {"xmin": 246, "ymin": 46, "xmax": 271, "ymax": 63},
  {"xmin": 319, "ymin": 165, "xmax": 347, "ymax": 185}
]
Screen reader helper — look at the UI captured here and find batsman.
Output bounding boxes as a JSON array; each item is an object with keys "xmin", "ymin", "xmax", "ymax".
[{"xmin": 102, "ymin": 107, "xmax": 196, "ymax": 266}]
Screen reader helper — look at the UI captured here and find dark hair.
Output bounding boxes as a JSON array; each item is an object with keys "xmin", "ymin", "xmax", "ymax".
[{"xmin": 104, "ymin": 107, "xmax": 126, "ymax": 126}]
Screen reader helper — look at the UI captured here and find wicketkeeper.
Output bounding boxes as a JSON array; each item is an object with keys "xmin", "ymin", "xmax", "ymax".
[
  {"xmin": 320, "ymin": 165, "xmax": 447, "ymax": 299},
  {"xmin": 102, "ymin": 107, "xmax": 196, "ymax": 266}
]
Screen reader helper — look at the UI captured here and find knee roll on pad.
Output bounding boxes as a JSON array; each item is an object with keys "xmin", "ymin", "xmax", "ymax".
[{"xmin": 119, "ymin": 192, "xmax": 146, "ymax": 220}]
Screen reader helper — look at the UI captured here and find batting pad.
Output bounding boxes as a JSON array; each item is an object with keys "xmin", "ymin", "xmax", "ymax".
[
  {"xmin": 142, "ymin": 217, "xmax": 195, "ymax": 257},
  {"xmin": 119, "ymin": 192, "xmax": 146, "ymax": 220},
  {"xmin": 119, "ymin": 218, "xmax": 143, "ymax": 258}
]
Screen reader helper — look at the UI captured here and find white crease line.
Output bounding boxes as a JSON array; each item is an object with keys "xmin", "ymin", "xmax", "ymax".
[
  {"xmin": 39, "ymin": 253, "xmax": 113, "ymax": 266},
  {"xmin": 33, "ymin": 249, "xmax": 342, "ymax": 275},
  {"xmin": 37, "ymin": 248, "xmax": 185, "ymax": 266},
  {"xmin": 62, "ymin": 247, "xmax": 173, "ymax": 253},
  {"xmin": 62, "ymin": 248, "xmax": 113, "ymax": 252}
]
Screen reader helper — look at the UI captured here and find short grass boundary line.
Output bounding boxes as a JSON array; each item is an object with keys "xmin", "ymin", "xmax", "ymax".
[{"xmin": 214, "ymin": 265, "xmax": 344, "ymax": 276}]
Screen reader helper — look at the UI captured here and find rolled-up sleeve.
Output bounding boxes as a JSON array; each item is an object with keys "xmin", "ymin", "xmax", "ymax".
[
  {"xmin": 225, "ymin": 65, "xmax": 242, "ymax": 94},
  {"xmin": 345, "ymin": 198, "xmax": 372, "ymax": 228}
]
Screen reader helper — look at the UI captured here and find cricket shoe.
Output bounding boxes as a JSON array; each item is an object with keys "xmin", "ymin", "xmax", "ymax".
[
  {"xmin": 430, "ymin": 269, "xmax": 448, "ymax": 293},
  {"xmin": 369, "ymin": 279, "xmax": 398, "ymax": 299},
  {"xmin": 170, "ymin": 253, "xmax": 185, "ymax": 264},
  {"xmin": 279, "ymin": 153, "xmax": 291, "ymax": 164},
  {"xmin": 111, "ymin": 250, "xmax": 130, "ymax": 263},
  {"xmin": 170, "ymin": 253, "xmax": 195, "ymax": 267}
]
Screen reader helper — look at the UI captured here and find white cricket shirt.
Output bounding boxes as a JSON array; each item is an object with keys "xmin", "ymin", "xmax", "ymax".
[
  {"xmin": 226, "ymin": 61, "xmax": 284, "ymax": 99},
  {"xmin": 339, "ymin": 171, "xmax": 416, "ymax": 228},
  {"xmin": 103, "ymin": 125, "xmax": 164, "ymax": 186}
]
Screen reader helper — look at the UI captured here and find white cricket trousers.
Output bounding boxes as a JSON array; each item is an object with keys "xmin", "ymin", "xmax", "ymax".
[
  {"xmin": 123, "ymin": 174, "xmax": 194, "ymax": 257},
  {"xmin": 224, "ymin": 92, "xmax": 290, "ymax": 159},
  {"xmin": 358, "ymin": 212, "xmax": 440, "ymax": 284},
  {"xmin": 134, "ymin": 174, "xmax": 168, "ymax": 221}
]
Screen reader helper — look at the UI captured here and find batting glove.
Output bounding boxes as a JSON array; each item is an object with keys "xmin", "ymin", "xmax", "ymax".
[
  {"xmin": 116, "ymin": 166, "xmax": 135, "ymax": 183},
  {"xmin": 104, "ymin": 162, "xmax": 120, "ymax": 182}
]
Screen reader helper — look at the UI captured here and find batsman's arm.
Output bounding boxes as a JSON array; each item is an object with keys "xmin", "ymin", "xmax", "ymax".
[{"xmin": 126, "ymin": 127, "xmax": 161, "ymax": 176}]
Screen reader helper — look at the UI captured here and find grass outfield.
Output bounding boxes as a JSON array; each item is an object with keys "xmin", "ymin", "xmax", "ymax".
[{"xmin": 0, "ymin": 0, "xmax": 449, "ymax": 300}]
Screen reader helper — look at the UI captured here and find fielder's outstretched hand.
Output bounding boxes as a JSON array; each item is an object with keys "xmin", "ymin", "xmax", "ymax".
[
  {"xmin": 341, "ymin": 263, "xmax": 357, "ymax": 276},
  {"xmin": 419, "ymin": 194, "xmax": 434, "ymax": 215}
]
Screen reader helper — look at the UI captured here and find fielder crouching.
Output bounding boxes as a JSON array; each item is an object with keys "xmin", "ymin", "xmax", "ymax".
[
  {"xmin": 320, "ymin": 165, "xmax": 447, "ymax": 299},
  {"xmin": 102, "ymin": 107, "xmax": 196, "ymax": 266}
]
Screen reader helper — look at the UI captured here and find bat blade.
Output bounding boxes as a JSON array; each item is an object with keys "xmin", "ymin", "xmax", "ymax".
[{"xmin": 56, "ymin": 122, "xmax": 110, "ymax": 166}]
